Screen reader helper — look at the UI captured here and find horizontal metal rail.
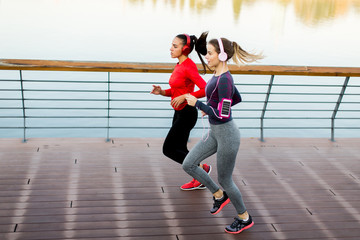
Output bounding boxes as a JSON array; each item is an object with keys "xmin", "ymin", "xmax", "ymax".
[{"xmin": 0, "ymin": 59, "xmax": 359, "ymax": 142}]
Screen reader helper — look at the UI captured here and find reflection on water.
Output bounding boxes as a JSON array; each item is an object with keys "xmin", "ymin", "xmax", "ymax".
[
  {"xmin": 293, "ymin": 0, "xmax": 360, "ymax": 25},
  {"xmin": 189, "ymin": 0, "xmax": 217, "ymax": 13},
  {"xmin": 128, "ymin": 0, "xmax": 360, "ymax": 26},
  {"xmin": 232, "ymin": 0, "xmax": 254, "ymax": 21},
  {"xmin": 130, "ymin": 0, "xmax": 219, "ymax": 13}
]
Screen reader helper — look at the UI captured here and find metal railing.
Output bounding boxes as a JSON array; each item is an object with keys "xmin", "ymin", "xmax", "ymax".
[{"xmin": 1, "ymin": 59, "xmax": 359, "ymax": 142}]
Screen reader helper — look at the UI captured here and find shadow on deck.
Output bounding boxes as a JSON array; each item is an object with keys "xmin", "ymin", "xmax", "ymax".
[{"xmin": 0, "ymin": 138, "xmax": 359, "ymax": 240}]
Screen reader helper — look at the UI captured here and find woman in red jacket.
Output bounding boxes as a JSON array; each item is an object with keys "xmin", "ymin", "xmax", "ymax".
[{"xmin": 151, "ymin": 32, "xmax": 211, "ymax": 190}]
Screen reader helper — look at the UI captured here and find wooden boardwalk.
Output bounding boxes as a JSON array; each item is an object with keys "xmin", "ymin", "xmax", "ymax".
[{"xmin": 0, "ymin": 137, "xmax": 359, "ymax": 240}]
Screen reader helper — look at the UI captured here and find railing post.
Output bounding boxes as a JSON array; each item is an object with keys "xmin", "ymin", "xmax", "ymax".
[
  {"xmin": 331, "ymin": 76, "xmax": 350, "ymax": 142},
  {"xmin": 260, "ymin": 75, "xmax": 275, "ymax": 142},
  {"xmin": 106, "ymin": 72, "xmax": 111, "ymax": 142},
  {"xmin": 19, "ymin": 70, "xmax": 27, "ymax": 142}
]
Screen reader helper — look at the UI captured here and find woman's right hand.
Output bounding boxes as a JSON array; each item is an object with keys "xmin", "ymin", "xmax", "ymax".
[{"xmin": 150, "ymin": 85, "xmax": 163, "ymax": 95}]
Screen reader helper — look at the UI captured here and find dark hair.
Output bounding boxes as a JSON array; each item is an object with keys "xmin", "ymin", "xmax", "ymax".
[
  {"xmin": 208, "ymin": 38, "xmax": 263, "ymax": 66},
  {"xmin": 176, "ymin": 31, "xmax": 210, "ymax": 74}
]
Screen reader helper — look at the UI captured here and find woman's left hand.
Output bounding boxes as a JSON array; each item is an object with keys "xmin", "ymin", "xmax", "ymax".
[
  {"xmin": 171, "ymin": 95, "xmax": 186, "ymax": 108},
  {"xmin": 185, "ymin": 94, "xmax": 198, "ymax": 107}
]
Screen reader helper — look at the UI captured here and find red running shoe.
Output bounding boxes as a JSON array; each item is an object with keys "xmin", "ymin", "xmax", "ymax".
[
  {"xmin": 180, "ymin": 163, "xmax": 212, "ymax": 191},
  {"xmin": 203, "ymin": 163, "xmax": 212, "ymax": 174},
  {"xmin": 180, "ymin": 178, "xmax": 206, "ymax": 190},
  {"xmin": 198, "ymin": 163, "xmax": 212, "ymax": 188}
]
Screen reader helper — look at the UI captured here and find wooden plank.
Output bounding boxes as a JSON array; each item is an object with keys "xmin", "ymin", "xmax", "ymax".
[{"xmin": 0, "ymin": 137, "xmax": 360, "ymax": 239}]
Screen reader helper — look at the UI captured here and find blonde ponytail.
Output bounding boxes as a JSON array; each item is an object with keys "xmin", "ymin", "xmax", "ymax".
[{"xmin": 232, "ymin": 41, "xmax": 264, "ymax": 66}]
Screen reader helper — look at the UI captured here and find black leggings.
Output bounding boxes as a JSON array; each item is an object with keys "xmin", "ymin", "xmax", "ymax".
[{"xmin": 163, "ymin": 105, "xmax": 198, "ymax": 164}]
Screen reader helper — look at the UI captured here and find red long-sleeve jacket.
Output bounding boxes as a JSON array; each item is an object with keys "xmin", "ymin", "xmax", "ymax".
[{"xmin": 164, "ymin": 58, "xmax": 206, "ymax": 110}]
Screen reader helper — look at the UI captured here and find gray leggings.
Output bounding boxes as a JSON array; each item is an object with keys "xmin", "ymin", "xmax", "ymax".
[{"xmin": 182, "ymin": 120, "xmax": 246, "ymax": 214}]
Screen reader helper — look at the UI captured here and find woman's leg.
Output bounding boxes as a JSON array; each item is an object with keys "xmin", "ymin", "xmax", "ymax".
[
  {"xmin": 214, "ymin": 121, "xmax": 247, "ymax": 214},
  {"xmin": 182, "ymin": 132, "xmax": 220, "ymax": 194},
  {"xmin": 163, "ymin": 105, "xmax": 198, "ymax": 164}
]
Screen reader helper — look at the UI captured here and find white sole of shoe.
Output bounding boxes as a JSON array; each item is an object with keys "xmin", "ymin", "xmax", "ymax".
[{"xmin": 180, "ymin": 184, "xmax": 207, "ymax": 191}]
